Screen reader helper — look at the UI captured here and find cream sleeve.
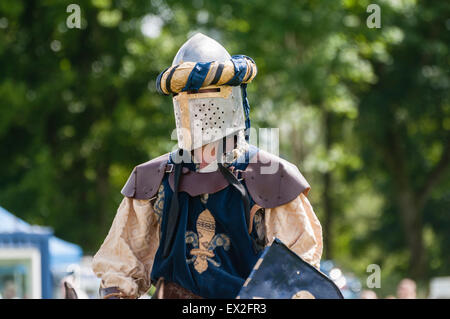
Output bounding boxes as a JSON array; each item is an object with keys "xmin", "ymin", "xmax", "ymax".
[
  {"xmin": 264, "ymin": 193, "xmax": 323, "ymax": 269},
  {"xmin": 92, "ymin": 196, "xmax": 161, "ymax": 298}
]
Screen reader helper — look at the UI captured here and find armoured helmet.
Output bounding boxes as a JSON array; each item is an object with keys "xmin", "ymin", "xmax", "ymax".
[{"xmin": 157, "ymin": 33, "xmax": 256, "ymax": 153}]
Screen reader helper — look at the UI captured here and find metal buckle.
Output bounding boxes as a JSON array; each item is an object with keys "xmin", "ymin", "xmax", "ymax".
[
  {"xmin": 234, "ymin": 169, "xmax": 244, "ymax": 182},
  {"xmin": 165, "ymin": 164, "xmax": 174, "ymax": 173},
  {"xmin": 228, "ymin": 166, "xmax": 244, "ymax": 181}
]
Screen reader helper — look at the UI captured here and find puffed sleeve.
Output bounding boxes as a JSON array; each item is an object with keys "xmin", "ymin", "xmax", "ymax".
[
  {"xmin": 264, "ymin": 193, "xmax": 323, "ymax": 269},
  {"xmin": 92, "ymin": 196, "xmax": 161, "ymax": 298}
]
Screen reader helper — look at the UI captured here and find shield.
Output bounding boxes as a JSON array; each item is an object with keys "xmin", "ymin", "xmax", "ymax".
[{"xmin": 237, "ymin": 238, "xmax": 344, "ymax": 299}]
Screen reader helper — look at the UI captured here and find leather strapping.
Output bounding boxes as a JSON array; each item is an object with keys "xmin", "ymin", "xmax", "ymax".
[
  {"xmin": 218, "ymin": 163, "xmax": 263, "ymax": 253},
  {"xmin": 163, "ymin": 161, "xmax": 183, "ymax": 258},
  {"xmin": 121, "ymin": 148, "xmax": 310, "ymax": 209}
]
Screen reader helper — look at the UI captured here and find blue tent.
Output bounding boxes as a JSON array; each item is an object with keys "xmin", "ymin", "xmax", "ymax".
[
  {"xmin": 0, "ymin": 205, "xmax": 32, "ymax": 233},
  {"xmin": 0, "ymin": 205, "xmax": 83, "ymax": 298}
]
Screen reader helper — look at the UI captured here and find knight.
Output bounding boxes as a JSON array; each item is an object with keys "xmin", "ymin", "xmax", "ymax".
[{"xmin": 92, "ymin": 33, "xmax": 323, "ymax": 299}]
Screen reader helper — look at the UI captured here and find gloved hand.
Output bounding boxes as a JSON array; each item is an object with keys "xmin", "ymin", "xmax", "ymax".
[{"xmin": 99, "ymin": 287, "xmax": 125, "ymax": 299}]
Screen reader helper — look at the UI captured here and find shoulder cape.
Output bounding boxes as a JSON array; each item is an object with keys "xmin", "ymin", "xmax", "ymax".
[{"xmin": 121, "ymin": 149, "xmax": 310, "ymax": 209}]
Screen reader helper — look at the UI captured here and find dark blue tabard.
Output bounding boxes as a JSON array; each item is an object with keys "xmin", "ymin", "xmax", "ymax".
[
  {"xmin": 237, "ymin": 238, "xmax": 344, "ymax": 299},
  {"xmin": 150, "ymin": 147, "xmax": 263, "ymax": 299}
]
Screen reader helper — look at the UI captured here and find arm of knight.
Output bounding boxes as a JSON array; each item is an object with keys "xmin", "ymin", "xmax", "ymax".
[{"xmin": 92, "ymin": 197, "xmax": 161, "ymax": 298}]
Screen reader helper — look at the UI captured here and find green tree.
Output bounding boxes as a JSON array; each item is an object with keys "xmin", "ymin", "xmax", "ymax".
[
  {"xmin": 0, "ymin": 0, "xmax": 448, "ymax": 288},
  {"xmin": 353, "ymin": 0, "xmax": 450, "ymax": 279},
  {"xmin": 0, "ymin": 0, "xmax": 177, "ymax": 252}
]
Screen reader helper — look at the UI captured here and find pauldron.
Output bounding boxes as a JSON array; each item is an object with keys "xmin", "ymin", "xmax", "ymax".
[{"xmin": 120, "ymin": 149, "xmax": 310, "ymax": 209}]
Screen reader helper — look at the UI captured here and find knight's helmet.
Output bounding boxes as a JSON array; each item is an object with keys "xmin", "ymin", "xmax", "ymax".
[{"xmin": 156, "ymin": 33, "xmax": 257, "ymax": 153}]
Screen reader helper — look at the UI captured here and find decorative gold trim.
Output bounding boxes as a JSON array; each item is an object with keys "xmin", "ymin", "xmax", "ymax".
[
  {"xmin": 185, "ymin": 209, "xmax": 231, "ymax": 274},
  {"xmin": 253, "ymin": 258, "xmax": 264, "ymax": 271},
  {"xmin": 242, "ymin": 277, "xmax": 252, "ymax": 288},
  {"xmin": 248, "ymin": 204, "xmax": 263, "ymax": 234},
  {"xmin": 175, "ymin": 93, "xmax": 192, "ymax": 150},
  {"xmin": 291, "ymin": 290, "xmax": 316, "ymax": 299},
  {"xmin": 172, "ymin": 85, "xmax": 232, "ymax": 101},
  {"xmin": 203, "ymin": 61, "xmax": 219, "ymax": 85}
]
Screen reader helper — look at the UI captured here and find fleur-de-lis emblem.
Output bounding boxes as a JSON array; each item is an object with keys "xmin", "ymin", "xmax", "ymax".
[{"xmin": 185, "ymin": 209, "xmax": 230, "ymax": 274}]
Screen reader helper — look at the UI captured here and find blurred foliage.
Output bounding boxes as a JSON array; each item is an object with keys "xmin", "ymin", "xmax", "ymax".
[{"xmin": 0, "ymin": 0, "xmax": 448, "ymax": 296}]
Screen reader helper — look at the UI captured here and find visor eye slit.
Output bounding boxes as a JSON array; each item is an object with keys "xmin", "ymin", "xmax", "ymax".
[{"xmin": 187, "ymin": 88, "xmax": 220, "ymax": 94}]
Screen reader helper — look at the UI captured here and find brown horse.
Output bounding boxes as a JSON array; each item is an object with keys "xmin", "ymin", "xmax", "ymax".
[{"xmin": 63, "ymin": 281, "xmax": 78, "ymax": 299}]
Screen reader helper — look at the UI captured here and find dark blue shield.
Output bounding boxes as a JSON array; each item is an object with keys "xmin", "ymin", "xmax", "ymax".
[{"xmin": 237, "ymin": 238, "xmax": 344, "ymax": 299}]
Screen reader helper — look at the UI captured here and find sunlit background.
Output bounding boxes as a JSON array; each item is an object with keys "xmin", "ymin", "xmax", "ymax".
[{"xmin": 0, "ymin": 0, "xmax": 449, "ymax": 298}]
